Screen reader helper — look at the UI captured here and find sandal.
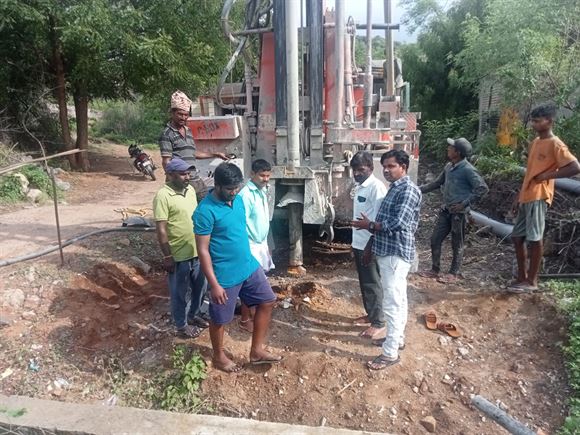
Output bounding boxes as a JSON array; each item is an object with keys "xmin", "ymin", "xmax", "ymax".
[
  {"xmin": 352, "ymin": 315, "xmax": 370, "ymax": 326},
  {"xmin": 418, "ymin": 270, "xmax": 439, "ymax": 279},
  {"xmin": 507, "ymin": 282, "xmax": 538, "ymax": 294},
  {"xmin": 250, "ymin": 354, "xmax": 283, "ymax": 365},
  {"xmin": 367, "ymin": 355, "xmax": 400, "ymax": 371},
  {"xmin": 436, "ymin": 322, "xmax": 462, "ymax": 338},
  {"xmin": 213, "ymin": 360, "xmax": 242, "ymax": 373},
  {"xmin": 424, "ymin": 310, "xmax": 438, "ymax": 330},
  {"xmin": 176, "ymin": 324, "xmax": 203, "ymax": 339},
  {"xmin": 437, "ymin": 274, "xmax": 461, "ymax": 284}
]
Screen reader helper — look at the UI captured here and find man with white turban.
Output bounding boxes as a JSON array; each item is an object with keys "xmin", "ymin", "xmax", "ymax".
[{"xmin": 159, "ymin": 90, "xmax": 228, "ymax": 200}]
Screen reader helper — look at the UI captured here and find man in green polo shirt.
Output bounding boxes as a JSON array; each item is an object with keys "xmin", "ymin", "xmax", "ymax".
[{"xmin": 153, "ymin": 158, "xmax": 208, "ymax": 339}]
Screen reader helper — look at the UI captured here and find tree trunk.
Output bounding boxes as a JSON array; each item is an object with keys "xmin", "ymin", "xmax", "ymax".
[
  {"xmin": 49, "ymin": 15, "xmax": 76, "ymax": 169},
  {"xmin": 73, "ymin": 84, "xmax": 90, "ymax": 171}
]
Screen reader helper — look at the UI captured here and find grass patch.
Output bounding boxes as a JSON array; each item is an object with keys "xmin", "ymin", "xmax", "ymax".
[
  {"xmin": 91, "ymin": 99, "xmax": 165, "ymax": 145},
  {"xmin": 547, "ymin": 280, "xmax": 580, "ymax": 434},
  {"xmin": 0, "ymin": 174, "xmax": 25, "ymax": 204},
  {"xmin": 104, "ymin": 346, "xmax": 207, "ymax": 413}
]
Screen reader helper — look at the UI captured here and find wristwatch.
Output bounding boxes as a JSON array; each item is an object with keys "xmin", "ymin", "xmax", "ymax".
[{"xmin": 368, "ymin": 221, "xmax": 376, "ymax": 233}]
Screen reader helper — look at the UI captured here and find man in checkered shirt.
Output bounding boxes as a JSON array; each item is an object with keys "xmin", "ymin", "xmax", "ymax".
[{"xmin": 352, "ymin": 149, "xmax": 421, "ymax": 371}]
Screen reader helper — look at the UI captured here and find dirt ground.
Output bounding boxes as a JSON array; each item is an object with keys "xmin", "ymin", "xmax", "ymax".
[{"xmin": 0, "ymin": 143, "xmax": 572, "ymax": 434}]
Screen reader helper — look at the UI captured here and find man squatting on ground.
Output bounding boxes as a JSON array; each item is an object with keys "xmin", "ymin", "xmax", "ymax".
[
  {"xmin": 194, "ymin": 162, "xmax": 282, "ymax": 373},
  {"xmin": 153, "ymin": 158, "xmax": 208, "ymax": 339},
  {"xmin": 349, "ymin": 151, "xmax": 387, "ymax": 339},
  {"xmin": 418, "ymin": 138, "xmax": 488, "ymax": 283},
  {"xmin": 352, "ymin": 150, "xmax": 422, "ymax": 370},
  {"xmin": 509, "ymin": 104, "xmax": 579, "ymax": 293},
  {"xmin": 159, "ymin": 90, "xmax": 228, "ymax": 201},
  {"xmin": 238, "ymin": 159, "xmax": 275, "ymax": 333}
]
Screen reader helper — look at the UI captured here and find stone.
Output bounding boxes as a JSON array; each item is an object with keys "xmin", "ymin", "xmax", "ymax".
[
  {"xmin": 457, "ymin": 347, "xmax": 469, "ymax": 357},
  {"xmin": 130, "ymin": 256, "xmax": 151, "ymax": 274},
  {"xmin": 25, "ymin": 295, "xmax": 41, "ymax": 308},
  {"xmin": 12, "ymin": 173, "xmax": 29, "ymax": 195},
  {"xmin": 2, "ymin": 288, "xmax": 25, "ymax": 308},
  {"xmin": 390, "ymin": 407, "xmax": 397, "ymax": 416},
  {"xmin": 21, "ymin": 311, "xmax": 37, "ymax": 321},
  {"xmin": 345, "ymin": 412, "xmax": 354, "ymax": 419},
  {"xmin": 413, "ymin": 370, "xmax": 425, "ymax": 387},
  {"xmin": 26, "ymin": 188, "xmax": 44, "ymax": 203},
  {"xmin": 26, "ymin": 267, "xmax": 36, "ymax": 283},
  {"xmin": 420, "ymin": 416, "xmax": 437, "ymax": 433},
  {"xmin": 118, "ymin": 238, "xmax": 131, "ymax": 247},
  {"xmin": 55, "ymin": 178, "xmax": 71, "ymax": 191},
  {"xmin": 439, "ymin": 336, "xmax": 450, "ymax": 346}
]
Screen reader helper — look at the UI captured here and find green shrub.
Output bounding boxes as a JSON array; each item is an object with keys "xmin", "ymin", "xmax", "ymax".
[
  {"xmin": 159, "ymin": 346, "xmax": 207, "ymax": 413},
  {"xmin": 0, "ymin": 175, "xmax": 25, "ymax": 204},
  {"xmin": 555, "ymin": 111, "xmax": 580, "ymax": 157},
  {"xmin": 19, "ymin": 165, "xmax": 52, "ymax": 194},
  {"xmin": 92, "ymin": 99, "xmax": 165, "ymax": 145},
  {"xmin": 547, "ymin": 280, "xmax": 580, "ymax": 434},
  {"xmin": 419, "ymin": 111, "xmax": 479, "ymax": 161}
]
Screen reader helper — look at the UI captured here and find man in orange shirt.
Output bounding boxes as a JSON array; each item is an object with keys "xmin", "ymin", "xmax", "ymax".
[{"xmin": 509, "ymin": 104, "xmax": 580, "ymax": 292}]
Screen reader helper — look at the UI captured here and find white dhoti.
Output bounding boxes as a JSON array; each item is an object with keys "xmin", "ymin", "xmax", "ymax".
[{"xmin": 250, "ymin": 240, "xmax": 275, "ymax": 272}]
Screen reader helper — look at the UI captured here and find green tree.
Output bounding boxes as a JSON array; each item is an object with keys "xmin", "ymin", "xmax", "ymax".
[
  {"xmin": 396, "ymin": 0, "xmax": 485, "ymax": 120},
  {"xmin": 0, "ymin": 0, "xmax": 237, "ymax": 170},
  {"xmin": 455, "ymin": 0, "xmax": 580, "ymax": 117}
]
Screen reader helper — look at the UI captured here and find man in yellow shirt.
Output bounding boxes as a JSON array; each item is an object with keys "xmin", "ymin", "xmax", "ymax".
[
  {"xmin": 510, "ymin": 104, "xmax": 579, "ymax": 292},
  {"xmin": 153, "ymin": 158, "xmax": 208, "ymax": 338}
]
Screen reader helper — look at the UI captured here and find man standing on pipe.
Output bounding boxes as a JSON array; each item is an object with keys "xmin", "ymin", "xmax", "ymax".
[
  {"xmin": 509, "ymin": 104, "xmax": 579, "ymax": 293},
  {"xmin": 418, "ymin": 138, "xmax": 488, "ymax": 283}
]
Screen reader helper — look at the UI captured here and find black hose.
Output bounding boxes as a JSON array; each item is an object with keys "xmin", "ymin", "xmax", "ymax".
[{"xmin": 0, "ymin": 227, "xmax": 155, "ymax": 268}]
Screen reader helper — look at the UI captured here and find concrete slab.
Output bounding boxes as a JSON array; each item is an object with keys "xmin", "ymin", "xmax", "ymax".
[{"xmin": 0, "ymin": 394, "xmax": 392, "ymax": 435}]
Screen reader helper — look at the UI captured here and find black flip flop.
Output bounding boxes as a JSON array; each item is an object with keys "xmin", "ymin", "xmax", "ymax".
[{"xmin": 367, "ymin": 355, "xmax": 400, "ymax": 371}]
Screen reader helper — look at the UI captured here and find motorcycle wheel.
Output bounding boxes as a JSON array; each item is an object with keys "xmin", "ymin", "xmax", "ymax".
[{"xmin": 144, "ymin": 166, "xmax": 156, "ymax": 181}]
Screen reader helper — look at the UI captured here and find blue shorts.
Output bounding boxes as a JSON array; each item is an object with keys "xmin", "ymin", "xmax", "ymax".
[{"xmin": 209, "ymin": 268, "xmax": 276, "ymax": 325}]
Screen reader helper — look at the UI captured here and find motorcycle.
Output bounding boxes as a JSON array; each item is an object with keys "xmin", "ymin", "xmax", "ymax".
[{"xmin": 128, "ymin": 144, "xmax": 157, "ymax": 181}]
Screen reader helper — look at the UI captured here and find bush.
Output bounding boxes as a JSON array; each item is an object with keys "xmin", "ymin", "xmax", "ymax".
[
  {"xmin": 0, "ymin": 175, "xmax": 25, "ymax": 204},
  {"xmin": 91, "ymin": 99, "xmax": 165, "ymax": 146},
  {"xmin": 547, "ymin": 280, "xmax": 580, "ymax": 434},
  {"xmin": 419, "ymin": 111, "xmax": 479, "ymax": 161},
  {"xmin": 19, "ymin": 165, "xmax": 52, "ymax": 194},
  {"xmin": 555, "ymin": 111, "xmax": 580, "ymax": 157},
  {"xmin": 472, "ymin": 133, "xmax": 524, "ymax": 180}
]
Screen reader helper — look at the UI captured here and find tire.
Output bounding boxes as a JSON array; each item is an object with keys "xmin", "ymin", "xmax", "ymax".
[{"xmin": 144, "ymin": 165, "xmax": 156, "ymax": 181}]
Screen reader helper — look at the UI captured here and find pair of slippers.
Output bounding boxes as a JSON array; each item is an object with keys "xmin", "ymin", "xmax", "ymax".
[
  {"xmin": 418, "ymin": 270, "xmax": 462, "ymax": 284},
  {"xmin": 424, "ymin": 310, "xmax": 461, "ymax": 338}
]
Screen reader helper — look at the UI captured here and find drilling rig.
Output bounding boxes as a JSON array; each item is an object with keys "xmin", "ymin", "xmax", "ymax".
[{"xmin": 187, "ymin": 0, "xmax": 420, "ymax": 273}]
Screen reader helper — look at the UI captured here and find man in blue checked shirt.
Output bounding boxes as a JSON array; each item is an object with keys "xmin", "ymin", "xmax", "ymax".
[{"xmin": 352, "ymin": 149, "xmax": 422, "ymax": 371}]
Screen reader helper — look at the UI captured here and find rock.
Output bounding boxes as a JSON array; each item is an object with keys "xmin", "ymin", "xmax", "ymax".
[
  {"xmin": 420, "ymin": 379, "xmax": 429, "ymax": 394},
  {"xmin": 26, "ymin": 188, "xmax": 44, "ymax": 203},
  {"xmin": 390, "ymin": 407, "xmax": 397, "ymax": 416},
  {"xmin": 26, "ymin": 267, "xmax": 36, "ymax": 283},
  {"xmin": 412, "ymin": 386, "xmax": 419, "ymax": 394},
  {"xmin": 25, "ymin": 295, "xmax": 41, "ymax": 308},
  {"xmin": 54, "ymin": 178, "xmax": 71, "ymax": 191},
  {"xmin": 413, "ymin": 370, "xmax": 425, "ymax": 387},
  {"xmin": 457, "ymin": 347, "xmax": 469, "ymax": 357},
  {"xmin": 21, "ymin": 311, "xmax": 37, "ymax": 320},
  {"xmin": 510, "ymin": 362, "xmax": 522, "ymax": 373},
  {"xmin": 2, "ymin": 289, "xmax": 25, "ymax": 308},
  {"xmin": 130, "ymin": 256, "xmax": 151, "ymax": 274},
  {"xmin": 118, "ymin": 238, "xmax": 131, "ymax": 247},
  {"xmin": 12, "ymin": 173, "xmax": 29, "ymax": 195},
  {"xmin": 345, "ymin": 412, "xmax": 354, "ymax": 419},
  {"xmin": 420, "ymin": 416, "xmax": 437, "ymax": 433},
  {"xmin": 439, "ymin": 336, "xmax": 450, "ymax": 346}
]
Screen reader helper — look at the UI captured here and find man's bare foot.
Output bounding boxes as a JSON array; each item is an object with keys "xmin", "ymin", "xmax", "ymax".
[
  {"xmin": 359, "ymin": 326, "xmax": 386, "ymax": 339},
  {"xmin": 352, "ymin": 315, "xmax": 370, "ymax": 325},
  {"xmin": 239, "ymin": 319, "xmax": 254, "ymax": 333},
  {"xmin": 212, "ymin": 355, "xmax": 242, "ymax": 373},
  {"xmin": 249, "ymin": 349, "xmax": 283, "ymax": 365}
]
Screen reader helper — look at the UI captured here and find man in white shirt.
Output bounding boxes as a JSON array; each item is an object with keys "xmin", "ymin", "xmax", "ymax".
[{"xmin": 350, "ymin": 151, "xmax": 388, "ymax": 339}]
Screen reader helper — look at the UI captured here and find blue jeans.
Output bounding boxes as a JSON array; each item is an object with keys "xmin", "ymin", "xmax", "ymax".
[{"xmin": 168, "ymin": 258, "xmax": 207, "ymax": 329}]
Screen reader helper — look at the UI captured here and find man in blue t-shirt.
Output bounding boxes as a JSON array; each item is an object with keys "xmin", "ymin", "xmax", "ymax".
[{"xmin": 194, "ymin": 162, "xmax": 281, "ymax": 373}]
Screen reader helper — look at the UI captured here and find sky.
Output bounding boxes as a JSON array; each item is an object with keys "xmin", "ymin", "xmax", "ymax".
[{"xmin": 326, "ymin": 0, "xmax": 417, "ymax": 43}]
